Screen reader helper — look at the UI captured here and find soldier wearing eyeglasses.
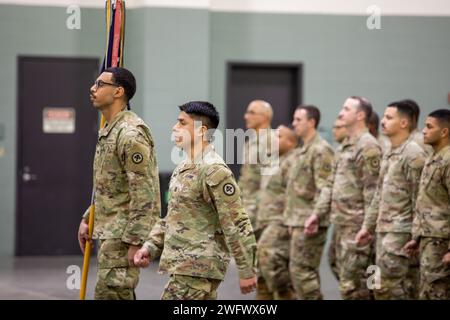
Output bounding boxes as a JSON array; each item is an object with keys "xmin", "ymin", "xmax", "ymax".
[{"xmin": 77, "ymin": 67, "xmax": 161, "ymax": 300}]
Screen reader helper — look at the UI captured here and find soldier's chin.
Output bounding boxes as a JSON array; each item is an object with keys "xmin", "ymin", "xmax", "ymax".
[{"xmin": 173, "ymin": 138, "xmax": 184, "ymax": 147}]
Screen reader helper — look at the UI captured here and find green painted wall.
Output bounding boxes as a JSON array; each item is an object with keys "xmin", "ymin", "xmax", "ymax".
[
  {"xmin": 126, "ymin": 8, "xmax": 210, "ymax": 173},
  {"xmin": 0, "ymin": 6, "xmax": 104, "ymax": 256},
  {"xmin": 210, "ymin": 13, "xmax": 450, "ymax": 134},
  {"xmin": 0, "ymin": 5, "xmax": 210, "ymax": 255},
  {"xmin": 0, "ymin": 5, "xmax": 449, "ymax": 256}
]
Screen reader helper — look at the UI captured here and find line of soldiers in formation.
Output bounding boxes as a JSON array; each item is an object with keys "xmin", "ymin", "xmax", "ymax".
[
  {"xmin": 79, "ymin": 67, "xmax": 449, "ymax": 300},
  {"xmin": 239, "ymin": 98, "xmax": 450, "ymax": 300}
]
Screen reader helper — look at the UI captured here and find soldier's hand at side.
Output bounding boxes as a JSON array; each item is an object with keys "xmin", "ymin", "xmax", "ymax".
[
  {"xmin": 78, "ymin": 219, "xmax": 92, "ymax": 254},
  {"xmin": 134, "ymin": 247, "xmax": 151, "ymax": 268},
  {"xmin": 239, "ymin": 276, "xmax": 257, "ymax": 294},
  {"xmin": 403, "ymin": 240, "xmax": 419, "ymax": 257},
  {"xmin": 304, "ymin": 214, "xmax": 319, "ymax": 236},
  {"xmin": 127, "ymin": 245, "xmax": 141, "ymax": 267},
  {"xmin": 442, "ymin": 251, "xmax": 450, "ymax": 267},
  {"xmin": 355, "ymin": 228, "xmax": 373, "ymax": 247}
]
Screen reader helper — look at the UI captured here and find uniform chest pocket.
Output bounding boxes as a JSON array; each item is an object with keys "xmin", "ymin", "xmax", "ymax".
[
  {"xmin": 338, "ymin": 152, "xmax": 357, "ymax": 174},
  {"xmin": 95, "ymin": 142, "xmax": 118, "ymax": 177},
  {"xmin": 426, "ymin": 167, "xmax": 447, "ymax": 198}
]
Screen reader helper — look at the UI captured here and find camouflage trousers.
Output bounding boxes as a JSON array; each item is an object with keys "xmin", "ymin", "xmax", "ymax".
[
  {"xmin": 335, "ymin": 225, "xmax": 375, "ymax": 300},
  {"xmin": 374, "ymin": 232, "xmax": 419, "ymax": 300},
  {"xmin": 256, "ymin": 222, "xmax": 295, "ymax": 300},
  {"xmin": 418, "ymin": 237, "xmax": 450, "ymax": 300},
  {"xmin": 289, "ymin": 226, "xmax": 327, "ymax": 300},
  {"xmin": 327, "ymin": 225, "xmax": 340, "ymax": 281},
  {"xmin": 161, "ymin": 274, "xmax": 222, "ymax": 300},
  {"xmin": 94, "ymin": 239, "xmax": 139, "ymax": 300}
]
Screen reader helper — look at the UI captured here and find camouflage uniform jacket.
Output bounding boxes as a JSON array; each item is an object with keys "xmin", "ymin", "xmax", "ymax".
[
  {"xmin": 412, "ymin": 144, "xmax": 450, "ymax": 249},
  {"xmin": 143, "ymin": 146, "xmax": 257, "ymax": 280},
  {"xmin": 283, "ymin": 133, "xmax": 334, "ymax": 227},
  {"xmin": 256, "ymin": 149, "xmax": 298, "ymax": 228},
  {"xmin": 238, "ymin": 129, "xmax": 277, "ymax": 228},
  {"xmin": 313, "ymin": 129, "xmax": 382, "ymax": 227},
  {"xmin": 83, "ymin": 110, "xmax": 161, "ymax": 246},
  {"xmin": 363, "ymin": 136, "xmax": 426, "ymax": 234}
]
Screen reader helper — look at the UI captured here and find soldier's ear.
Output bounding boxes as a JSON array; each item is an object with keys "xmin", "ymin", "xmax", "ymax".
[
  {"xmin": 441, "ymin": 127, "xmax": 449, "ymax": 139},
  {"xmin": 400, "ymin": 118, "xmax": 409, "ymax": 130},
  {"xmin": 113, "ymin": 86, "xmax": 125, "ymax": 100}
]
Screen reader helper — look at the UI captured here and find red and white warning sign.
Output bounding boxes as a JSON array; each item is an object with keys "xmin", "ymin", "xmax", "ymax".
[{"xmin": 43, "ymin": 107, "xmax": 76, "ymax": 134}]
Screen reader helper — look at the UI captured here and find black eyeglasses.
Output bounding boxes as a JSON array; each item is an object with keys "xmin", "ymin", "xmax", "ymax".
[{"xmin": 93, "ymin": 79, "xmax": 120, "ymax": 89}]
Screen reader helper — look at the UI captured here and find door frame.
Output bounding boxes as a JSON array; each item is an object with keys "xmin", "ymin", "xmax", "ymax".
[
  {"xmin": 225, "ymin": 61, "xmax": 303, "ymax": 129},
  {"xmin": 15, "ymin": 55, "xmax": 99, "ymax": 255}
]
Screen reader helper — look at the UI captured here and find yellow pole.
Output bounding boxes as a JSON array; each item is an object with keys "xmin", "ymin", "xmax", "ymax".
[
  {"xmin": 79, "ymin": 0, "xmax": 111, "ymax": 299},
  {"xmin": 79, "ymin": 204, "xmax": 95, "ymax": 300}
]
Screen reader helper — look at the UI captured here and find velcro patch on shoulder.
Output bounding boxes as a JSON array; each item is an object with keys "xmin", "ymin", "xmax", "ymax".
[
  {"xmin": 205, "ymin": 165, "xmax": 232, "ymax": 186},
  {"xmin": 126, "ymin": 142, "xmax": 150, "ymax": 173},
  {"xmin": 362, "ymin": 146, "xmax": 381, "ymax": 159}
]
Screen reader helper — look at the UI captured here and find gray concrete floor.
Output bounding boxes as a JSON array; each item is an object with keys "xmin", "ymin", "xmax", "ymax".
[{"xmin": 0, "ymin": 241, "xmax": 340, "ymax": 300}]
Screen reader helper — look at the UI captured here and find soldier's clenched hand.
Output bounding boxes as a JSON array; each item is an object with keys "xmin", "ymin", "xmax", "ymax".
[
  {"xmin": 78, "ymin": 218, "xmax": 92, "ymax": 254},
  {"xmin": 403, "ymin": 240, "xmax": 419, "ymax": 257},
  {"xmin": 134, "ymin": 247, "xmax": 151, "ymax": 268},
  {"xmin": 355, "ymin": 228, "xmax": 373, "ymax": 247},
  {"xmin": 304, "ymin": 214, "xmax": 319, "ymax": 236},
  {"xmin": 239, "ymin": 276, "xmax": 257, "ymax": 294},
  {"xmin": 127, "ymin": 245, "xmax": 140, "ymax": 267},
  {"xmin": 442, "ymin": 251, "xmax": 450, "ymax": 267}
]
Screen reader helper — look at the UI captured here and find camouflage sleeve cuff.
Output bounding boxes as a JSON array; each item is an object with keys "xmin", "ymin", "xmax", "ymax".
[
  {"xmin": 82, "ymin": 207, "xmax": 90, "ymax": 220},
  {"xmin": 142, "ymin": 240, "xmax": 161, "ymax": 259},
  {"xmin": 362, "ymin": 221, "xmax": 376, "ymax": 234},
  {"xmin": 121, "ymin": 234, "xmax": 145, "ymax": 246},
  {"xmin": 238, "ymin": 267, "xmax": 256, "ymax": 280},
  {"xmin": 412, "ymin": 235, "xmax": 420, "ymax": 243},
  {"xmin": 313, "ymin": 209, "xmax": 327, "ymax": 225}
]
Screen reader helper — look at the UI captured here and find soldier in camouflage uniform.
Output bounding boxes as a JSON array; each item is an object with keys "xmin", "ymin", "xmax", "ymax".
[
  {"xmin": 238, "ymin": 100, "xmax": 275, "ymax": 234},
  {"xmin": 134, "ymin": 101, "xmax": 257, "ymax": 300},
  {"xmin": 307, "ymin": 97, "xmax": 382, "ymax": 300},
  {"xmin": 355, "ymin": 102, "xmax": 426, "ymax": 300},
  {"xmin": 284, "ymin": 106, "xmax": 334, "ymax": 300},
  {"xmin": 78, "ymin": 67, "xmax": 161, "ymax": 300},
  {"xmin": 379, "ymin": 99, "xmax": 432, "ymax": 155},
  {"xmin": 256, "ymin": 125, "xmax": 298, "ymax": 300},
  {"xmin": 327, "ymin": 117, "xmax": 349, "ymax": 281},
  {"xmin": 404, "ymin": 109, "xmax": 450, "ymax": 300}
]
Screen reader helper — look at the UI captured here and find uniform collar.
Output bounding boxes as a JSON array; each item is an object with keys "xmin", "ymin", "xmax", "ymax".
[
  {"xmin": 98, "ymin": 109, "xmax": 128, "ymax": 139},
  {"xmin": 346, "ymin": 128, "xmax": 369, "ymax": 147},
  {"xmin": 387, "ymin": 134, "xmax": 413, "ymax": 156},
  {"xmin": 179, "ymin": 144, "xmax": 219, "ymax": 172},
  {"xmin": 300, "ymin": 133, "xmax": 320, "ymax": 154},
  {"xmin": 431, "ymin": 144, "xmax": 450, "ymax": 161}
]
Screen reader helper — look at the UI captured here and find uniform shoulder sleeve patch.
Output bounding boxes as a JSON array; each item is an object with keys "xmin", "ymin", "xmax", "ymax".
[
  {"xmin": 205, "ymin": 164, "xmax": 232, "ymax": 186},
  {"xmin": 123, "ymin": 137, "xmax": 150, "ymax": 173},
  {"xmin": 362, "ymin": 145, "xmax": 381, "ymax": 159},
  {"xmin": 210, "ymin": 173, "xmax": 241, "ymax": 203}
]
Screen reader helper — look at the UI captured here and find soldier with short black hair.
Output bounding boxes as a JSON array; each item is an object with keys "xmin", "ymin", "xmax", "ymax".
[
  {"xmin": 404, "ymin": 109, "xmax": 450, "ymax": 300},
  {"xmin": 78, "ymin": 67, "xmax": 161, "ymax": 300},
  {"xmin": 355, "ymin": 102, "xmax": 426, "ymax": 299},
  {"xmin": 134, "ymin": 101, "xmax": 257, "ymax": 300}
]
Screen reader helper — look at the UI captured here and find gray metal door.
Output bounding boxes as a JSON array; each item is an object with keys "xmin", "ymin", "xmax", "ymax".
[
  {"xmin": 225, "ymin": 62, "xmax": 302, "ymax": 178},
  {"xmin": 17, "ymin": 57, "xmax": 99, "ymax": 255}
]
